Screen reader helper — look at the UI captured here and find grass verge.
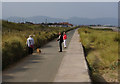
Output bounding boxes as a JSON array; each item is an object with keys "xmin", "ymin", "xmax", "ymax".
[{"xmin": 78, "ymin": 26, "xmax": 119, "ymax": 82}]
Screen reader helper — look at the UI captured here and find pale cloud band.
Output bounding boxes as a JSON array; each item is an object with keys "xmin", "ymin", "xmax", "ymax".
[{"xmin": 1, "ymin": 0, "xmax": 120, "ymax": 2}]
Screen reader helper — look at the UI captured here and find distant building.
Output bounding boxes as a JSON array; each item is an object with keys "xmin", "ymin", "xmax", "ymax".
[
  {"xmin": 25, "ymin": 21, "xmax": 34, "ymax": 24},
  {"xmin": 46, "ymin": 22, "xmax": 73, "ymax": 28}
]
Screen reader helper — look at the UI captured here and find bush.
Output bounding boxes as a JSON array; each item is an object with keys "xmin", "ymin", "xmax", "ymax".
[{"xmin": 2, "ymin": 40, "xmax": 27, "ymax": 69}]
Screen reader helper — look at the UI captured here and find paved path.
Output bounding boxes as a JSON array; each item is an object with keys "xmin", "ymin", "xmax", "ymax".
[
  {"xmin": 54, "ymin": 29, "xmax": 91, "ymax": 82},
  {"xmin": 3, "ymin": 30, "xmax": 75, "ymax": 82},
  {"xmin": 3, "ymin": 29, "xmax": 91, "ymax": 82}
]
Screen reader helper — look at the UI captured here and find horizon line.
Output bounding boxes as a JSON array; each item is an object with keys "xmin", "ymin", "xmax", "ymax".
[{"xmin": 2, "ymin": 16, "xmax": 118, "ymax": 19}]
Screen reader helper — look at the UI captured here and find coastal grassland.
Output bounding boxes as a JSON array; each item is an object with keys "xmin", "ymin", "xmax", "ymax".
[
  {"xmin": 78, "ymin": 27, "xmax": 119, "ymax": 82},
  {"xmin": 2, "ymin": 20, "xmax": 75, "ymax": 69}
]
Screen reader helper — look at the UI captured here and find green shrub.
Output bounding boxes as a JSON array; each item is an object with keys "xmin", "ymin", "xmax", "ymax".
[{"xmin": 2, "ymin": 40, "xmax": 27, "ymax": 69}]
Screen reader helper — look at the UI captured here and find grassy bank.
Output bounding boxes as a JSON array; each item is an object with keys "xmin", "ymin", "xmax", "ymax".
[
  {"xmin": 78, "ymin": 27, "xmax": 119, "ymax": 82},
  {"xmin": 2, "ymin": 20, "xmax": 75, "ymax": 69}
]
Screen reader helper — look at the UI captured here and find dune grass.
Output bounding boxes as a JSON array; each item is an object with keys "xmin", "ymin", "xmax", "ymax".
[
  {"xmin": 2, "ymin": 20, "xmax": 75, "ymax": 69},
  {"xmin": 78, "ymin": 27, "xmax": 119, "ymax": 82}
]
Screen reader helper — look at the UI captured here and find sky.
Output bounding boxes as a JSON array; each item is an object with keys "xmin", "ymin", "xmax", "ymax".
[
  {"xmin": 0, "ymin": 3, "xmax": 1, "ymax": 19},
  {"xmin": 2, "ymin": 2, "xmax": 118, "ymax": 19},
  {"xmin": 1, "ymin": 0, "xmax": 120, "ymax": 2}
]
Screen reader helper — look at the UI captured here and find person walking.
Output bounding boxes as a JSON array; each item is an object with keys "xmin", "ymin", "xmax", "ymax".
[
  {"xmin": 26, "ymin": 35, "xmax": 34, "ymax": 54},
  {"xmin": 63, "ymin": 32, "xmax": 67, "ymax": 48},
  {"xmin": 57, "ymin": 32, "xmax": 63, "ymax": 52}
]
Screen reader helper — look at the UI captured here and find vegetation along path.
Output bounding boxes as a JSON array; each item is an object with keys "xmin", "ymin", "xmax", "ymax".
[{"xmin": 3, "ymin": 29, "xmax": 75, "ymax": 82}]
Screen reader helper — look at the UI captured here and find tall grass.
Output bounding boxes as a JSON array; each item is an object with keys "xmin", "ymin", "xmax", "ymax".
[
  {"xmin": 78, "ymin": 27, "xmax": 118, "ymax": 82},
  {"xmin": 2, "ymin": 20, "xmax": 75, "ymax": 69}
]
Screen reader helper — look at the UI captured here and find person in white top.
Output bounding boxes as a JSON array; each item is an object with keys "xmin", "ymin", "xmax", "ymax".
[{"xmin": 26, "ymin": 35, "xmax": 34, "ymax": 54}]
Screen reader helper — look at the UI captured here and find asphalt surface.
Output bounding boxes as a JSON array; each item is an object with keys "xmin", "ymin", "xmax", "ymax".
[
  {"xmin": 3, "ymin": 29, "xmax": 75, "ymax": 82},
  {"xmin": 54, "ymin": 29, "xmax": 91, "ymax": 82}
]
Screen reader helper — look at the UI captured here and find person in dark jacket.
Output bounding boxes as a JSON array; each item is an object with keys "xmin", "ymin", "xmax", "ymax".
[{"xmin": 57, "ymin": 32, "xmax": 63, "ymax": 52}]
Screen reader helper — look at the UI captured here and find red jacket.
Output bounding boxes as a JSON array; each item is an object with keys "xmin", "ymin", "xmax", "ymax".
[{"xmin": 63, "ymin": 34, "xmax": 67, "ymax": 40}]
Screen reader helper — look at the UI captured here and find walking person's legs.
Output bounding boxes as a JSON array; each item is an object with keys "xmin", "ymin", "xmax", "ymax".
[
  {"xmin": 59, "ymin": 42, "xmax": 62, "ymax": 52},
  {"xmin": 28, "ymin": 47, "xmax": 31, "ymax": 54},
  {"xmin": 31, "ymin": 48, "xmax": 33, "ymax": 54},
  {"xmin": 29, "ymin": 47, "xmax": 33, "ymax": 54},
  {"xmin": 64, "ymin": 40, "xmax": 66, "ymax": 48}
]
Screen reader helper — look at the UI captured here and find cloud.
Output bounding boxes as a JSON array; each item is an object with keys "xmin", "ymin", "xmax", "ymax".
[{"xmin": 2, "ymin": 0, "xmax": 119, "ymax": 2}]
